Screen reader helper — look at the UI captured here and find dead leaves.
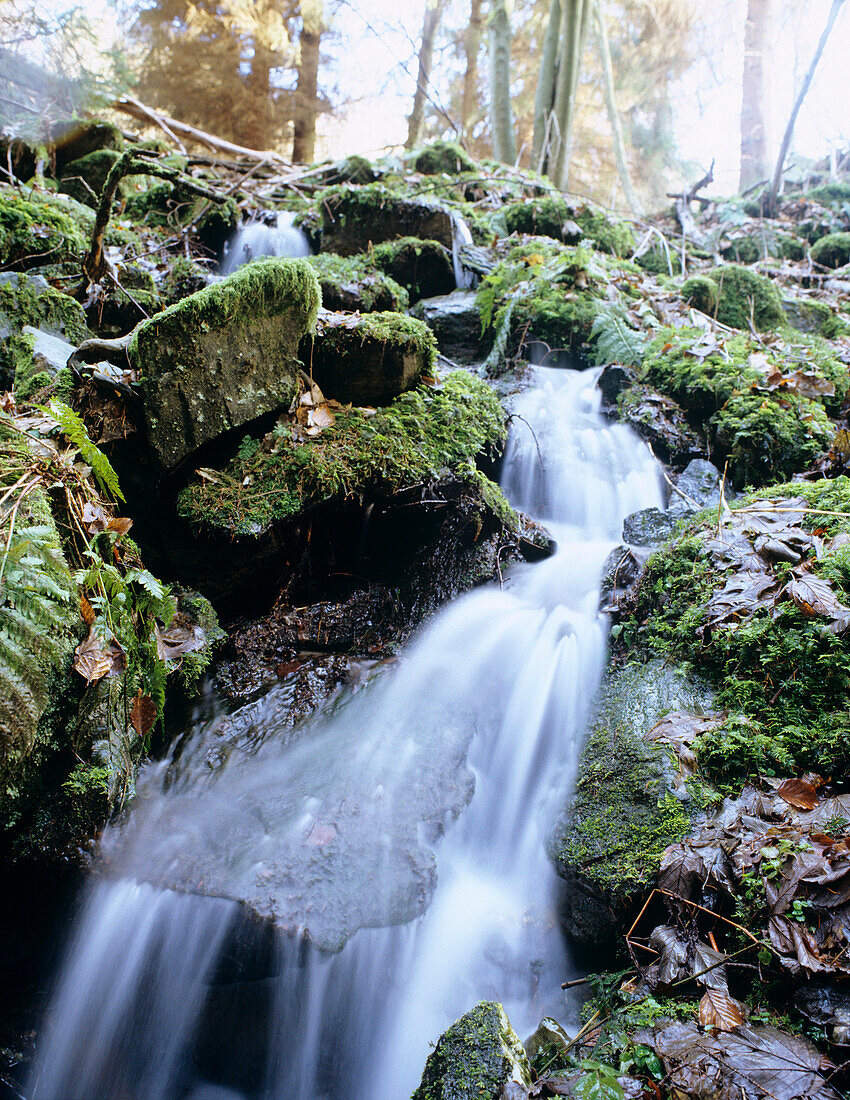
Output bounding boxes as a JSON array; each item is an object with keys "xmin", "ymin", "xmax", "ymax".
[
  {"xmin": 130, "ymin": 689, "xmax": 157, "ymax": 738},
  {"xmin": 698, "ymin": 988, "xmax": 746, "ymax": 1032},
  {"xmin": 776, "ymin": 777, "xmax": 821, "ymax": 811},
  {"xmin": 73, "ymin": 627, "xmax": 126, "ymax": 682},
  {"xmin": 288, "ymin": 371, "xmax": 342, "ymax": 440},
  {"xmin": 155, "ymin": 614, "xmax": 206, "ymax": 663},
  {"xmin": 81, "ymin": 501, "xmax": 134, "ymax": 537}
]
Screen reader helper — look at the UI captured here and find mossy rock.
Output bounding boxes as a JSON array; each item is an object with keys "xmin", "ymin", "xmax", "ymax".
[
  {"xmin": 159, "ymin": 256, "xmax": 211, "ymax": 307},
  {"xmin": 503, "ymin": 195, "xmax": 578, "ymax": 242},
  {"xmin": 0, "ymin": 183, "xmax": 90, "ymax": 271},
  {"xmin": 59, "ymin": 149, "xmax": 124, "ymax": 209},
  {"xmin": 321, "ymin": 183, "xmax": 455, "ymax": 255},
  {"xmin": 410, "ymin": 290, "xmax": 486, "ymax": 364},
  {"xmin": 620, "ymin": 477, "xmax": 850, "ymax": 790},
  {"xmin": 370, "ymin": 236, "xmax": 455, "ymax": 302},
  {"xmin": 640, "ymin": 325, "xmax": 839, "ymax": 487},
  {"xmin": 805, "ymin": 182, "xmax": 850, "ymax": 208},
  {"xmin": 0, "ymin": 134, "xmax": 36, "ymax": 183},
  {"xmin": 0, "ymin": 272, "xmax": 90, "ymax": 390},
  {"xmin": 302, "ymin": 309, "xmax": 436, "ymax": 405},
  {"xmin": 177, "ymin": 370, "xmax": 508, "ymax": 537},
  {"xmin": 574, "ymin": 202, "xmax": 635, "ymax": 257},
  {"xmin": 129, "ymin": 257, "xmax": 321, "ymax": 473},
  {"xmin": 549, "ymin": 661, "xmax": 712, "ymax": 953},
  {"xmin": 811, "ymin": 231, "xmax": 850, "ymax": 269},
  {"xmin": 49, "ymin": 119, "xmax": 124, "ymax": 171},
  {"xmin": 307, "ymin": 252, "xmax": 408, "ymax": 313},
  {"xmin": 412, "ymin": 1001, "xmax": 531, "ymax": 1100},
  {"xmin": 412, "ymin": 140, "xmax": 477, "ymax": 176},
  {"xmin": 782, "ymin": 297, "xmax": 850, "ymax": 339},
  {"xmin": 681, "ymin": 265, "xmax": 785, "ymax": 330}
]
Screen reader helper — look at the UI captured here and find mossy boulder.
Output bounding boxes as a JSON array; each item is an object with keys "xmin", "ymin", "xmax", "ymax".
[
  {"xmin": 503, "ymin": 194, "xmax": 580, "ymax": 242},
  {"xmin": 410, "ymin": 290, "xmax": 486, "ymax": 364},
  {"xmin": 412, "ymin": 1001, "xmax": 531, "ymax": 1100},
  {"xmin": 549, "ymin": 661, "xmax": 713, "ymax": 953},
  {"xmin": 412, "ymin": 140, "xmax": 477, "ymax": 176},
  {"xmin": 0, "ymin": 273, "xmax": 90, "ymax": 390},
  {"xmin": 302, "ymin": 309, "xmax": 436, "ymax": 405},
  {"xmin": 49, "ymin": 119, "xmax": 124, "ymax": 171},
  {"xmin": 128, "ymin": 257, "xmax": 321, "ymax": 472},
  {"xmin": 811, "ymin": 231, "xmax": 850, "ymax": 269},
  {"xmin": 370, "ymin": 236, "xmax": 455, "ymax": 301},
  {"xmin": 681, "ymin": 265, "xmax": 785, "ymax": 330},
  {"xmin": 0, "ymin": 184, "xmax": 90, "ymax": 272},
  {"xmin": 58, "ymin": 149, "xmax": 124, "ymax": 209},
  {"xmin": 574, "ymin": 201, "xmax": 635, "ymax": 257},
  {"xmin": 321, "ymin": 183, "xmax": 455, "ymax": 255},
  {"xmin": 307, "ymin": 252, "xmax": 409, "ymax": 313},
  {"xmin": 782, "ymin": 297, "xmax": 850, "ymax": 339},
  {"xmin": 640, "ymin": 326, "xmax": 840, "ymax": 487},
  {"xmin": 805, "ymin": 182, "xmax": 850, "ymax": 208},
  {"xmin": 159, "ymin": 256, "xmax": 211, "ymax": 307}
]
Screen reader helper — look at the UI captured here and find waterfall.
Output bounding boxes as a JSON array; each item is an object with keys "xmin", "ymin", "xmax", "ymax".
[
  {"xmin": 449, "ymin": 210, "xmax": 476, "ymax": 289},
  {"xmin": 220, "ymin": 212, "xmax": 312, "ymax": 275},
  {"xmin": 29, "ymin": 367, "xmax": 662, "ymax": 1100}
]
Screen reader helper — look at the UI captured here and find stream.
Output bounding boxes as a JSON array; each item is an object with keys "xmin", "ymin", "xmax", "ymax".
[{"xmin": 28, "ymin": 365, "xmax": 662, "ymax": 1100}]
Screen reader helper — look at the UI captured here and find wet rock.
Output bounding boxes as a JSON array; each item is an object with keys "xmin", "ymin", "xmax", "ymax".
[
  {"xmin": 599, "ymin": 545, "xmax": 651, "ymax": 615},
  {"xmin": 370, "ymin": 236, "xmax": 456, "ymax": 302},
  {"xmin": 0, "ymin": 270, "xmax": 90, "ymax": 391},
  {"xmin": 302, "ymin": 309, "xmax": 436, "ymax": 405},
  {"xmin": 412, "ymin": 1001, "xmax": 531, "ymax": 1100},
  {"xmin": 410, "ymin": 290, "xmax": 485, "ymax": 364},
  {"xmin": 549, "ymin": 661, "xmax": 715, "ymax": 955},
  {"xmin": 622, "ymin": 507, "xmax": 677, "ymax": 548},
  {"xmin": 128, "ymin": 257, "xmax": 320, "ymax": 473},
  {"xmin": 614, "ymin": 381, "xmax": 706, "ymax": 469},
  {"xmin": 59, "ymin": 149, "xmax": 124, "ymax": 209},
  {"xmin": 49, "ymin": 119, "xmax": 124, "ymax": 172},
  {"xmin": 308, "ymin": 253, "xmax": 408, "ymax": 313},
  {"xmin": 597, "ymin": 362, "xmax": 635, "ymax": 412},
  {"xmin": 321, "ymin": 183, "xmax": 455, "ymax": 255},
  {"xmin": 669, "ymin": 458, "xmax": 727, "ymax": 517}
]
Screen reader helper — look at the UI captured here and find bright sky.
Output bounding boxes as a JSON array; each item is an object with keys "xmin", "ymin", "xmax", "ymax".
[{"xmin": 26, "ymin": 0, "xmax": 850, "ymax": 199}]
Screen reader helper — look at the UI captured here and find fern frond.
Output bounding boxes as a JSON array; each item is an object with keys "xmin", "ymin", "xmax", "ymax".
[
  {"xmin": 589, "ymin": 304, "xmax": 648, "ymax": 368},
  {"xmin": 484, "ymin": 281, "xmax": 531, "ymax": 376},
  {"xmin": 46, "ymin": 400, "xmax": 125, "ymax": 502}
]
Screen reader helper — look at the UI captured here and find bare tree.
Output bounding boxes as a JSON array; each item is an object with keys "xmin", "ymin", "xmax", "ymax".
[
  {"xmin": 767, "ymin": 0, "xmax": 846, "ymax": 212},
  {"xmin": 460, "ymin": 0, "xmax": 484, "ymax": 140},
  {"xmin": 593, "ymin": 0, "xmax": 641, "ymax": 214},
  {"xmin": 292, "ymin": 0, "xmax": 323, "ymax": 163},
  {"xmin": 405, "ymin": 0, "xmax": 446, "ymax": 151},
  {"xmin": 488, "ymin": 0, "xmax": 515, "ymax": 163},
  {"xmin": 739, "ymin": 0, "xmax": 773, "ymax": 191}
]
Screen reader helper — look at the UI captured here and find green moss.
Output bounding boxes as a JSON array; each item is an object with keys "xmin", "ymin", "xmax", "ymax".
[
  {"xmin": 503, "ymin": 195, "xmax": 573, "ymax": 240},
  {"xmin": 574, "ymin": 202, "xmax": 635, "ymax": 257},
  {"xmin": 307, "ymin": 251, "xmax": 409, "ymax": 312},
  {"xmin": 413, "ymin": 140, "xmax": 476, "ymax": 176},
  {"xmin": 0, "ymin": 273, "xmax": 89, "ymax": 387},
  {"xmin": 621, "ymin": 477, "xmax": 850, "ymax": 788},
  {"xmin": 178, "ymin": 370, "xmax": 508, "ymax": 535},
  {"xmin": 412, "ymin": 1001, "xmax": 530, "ymax": 1100},
  {"xmin": 682, "ymin": 265, "xmax": 785, "ymax": 330},
  {"xmin": 129, "ymin": 256, "xmax": 321, "ymax": 377},
  {"xmin": 805, "ymin": 182, "xmax": 850, "ymax": 208},
  {"xmin": 369, "ymin": 236, "xmax": 453, "ymax": 299},
  {"xmin": 59, "ymin": 149, "xmax": 124, "ymax": 208},
  {"xmin": 159, "ymin": 256, "xmax": 210, "ymax": 306},
  {"xmin": 640, "ymin": 326, "xmax": 836, "ymax": 487},
  {"xmin": 0, "ymin": 183, "xmax": 90, "ymax": 270},
  {"xmin": 811, "ymin": 231, "xmax": 850, "ymax": 269}
]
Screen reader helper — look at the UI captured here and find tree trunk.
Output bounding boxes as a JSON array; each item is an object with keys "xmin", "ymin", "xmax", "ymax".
[
  {"xmin": 593, "ymin": 0, "xmax": 641, "ymax": 214},
  {"xmin": 766, "ymin": 0, "xmax": 846, "ymax": 213},
  {"xmin": 460, "ymin": 0, "xmax": 485, "ymax": 140},
  {"xmin": 488, "ymin": 0, "xmax": 516, "ymax": 164},
  {"xmin": 292, "ymin": 0, "xmax": 323, "ymax": 164},
  {"xmin": 244, "ymin": 41, "xmax": 272, "ymax": 151},
  {"xmin": 550, "ymin": 0, "xmax": 591, "ymax": 190},
  {"xmin": 405, "ymin": 0, "xmax": 445, "ymax": 151},
  {"xmin": 739, "ymin": 0, "xmax": 773, "ymax": 191},
  {"xmin": 532, "ymin": 0, "xmax": 562, "ymax": 172}
]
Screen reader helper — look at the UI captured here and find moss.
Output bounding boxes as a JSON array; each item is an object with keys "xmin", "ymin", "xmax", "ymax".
[
  {"xmin": 369, "ymin": 236, "xmax": 454, "ymax": 300},
  {"xmin": 129, "ymin": 256, "xmax": 320, "ymax": 376},
  {"xmin": 159, "ymin": 256, "xmax": 210, "ymax": 306},
  {"xmin": 782, "ymin": 297, "xmax": 850, "ymax": 339},
  {"xmin": 640, "ymin": 326, "xmax": 836, "ymax": 487},
  {"xmin": 573, "ymin": 202, "xmax": 635, "ymax": 257},
  {"xmin": 413, "ymin": 140, "xmax": 477, "ymax": 176},
  {"xmin": 58, "ymin": 149, "xmax": 124, "ymax": 208},
  {"xmin": 51, "ymin": 119, "xmax": 124, "ymax": 167},
  {"xmin": 805, "ymin": 182, "xmax": 850, "ymax": 208},
  {"xmin": 412, "ymin": 1001, "xmax": 530, "ymax": 1100},
  {"xmin": 620, "ymin": 477, "xmax": 850, "ymax": 788},
  {"xmin": 0, "ymin": 183, "xmax": 90, "ymax": 270},
  {"xmin": 811, "ymin": 231, "xmax": 850, "ymax": 269},
  {"xmin": 307, "ymin": 251, "xmax": 409, "ymax": 312},
  {"xmin": 503, "ymin": 195, "xmax": 573, "ymax": 240},
  {"xmin": 0, "ymin": 274, "xmax": 89, "ymax": 386},
  {"xmin": 178, "ymin": 370, "xmax": 508, "ymax": 535},
  {"xmin": 682, "ymin": 265, "xmax": 786, "ymax": 330}
]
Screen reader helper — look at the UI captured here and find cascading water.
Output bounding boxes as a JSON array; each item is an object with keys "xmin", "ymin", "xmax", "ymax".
[
  {"xmin": 29, "ymin": 366, "xmax": 662, "ymax": 1100},
  {"xmin": 220, "ymin": 211, "xmax": 312, "ymax": 274}
]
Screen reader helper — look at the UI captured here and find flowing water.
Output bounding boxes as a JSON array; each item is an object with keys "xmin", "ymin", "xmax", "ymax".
[
  {"xmin": 29, "ymin": 366, "xmax": 662, "ymax": 1100},
  {"xmin": 220, "ymin": 212, "xmax": 312, "ymax": 274}
]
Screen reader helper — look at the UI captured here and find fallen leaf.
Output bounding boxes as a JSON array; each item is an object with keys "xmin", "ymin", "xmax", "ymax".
[
  {"xmin": 73, "ymin": 627, "xmax": 124, "ymax": 682},
  {"xmin": 698, "ymin": 988, "xmax": 745, "ymax": 1031},
  {"xmin": 80, "ymin": 594, "xmax": 96, "ymax": 626},
  {"xmin": 310, "ymin": 404, "xmax": 335, "ymax": 429},
  {"xmin": 155, "ymin": 616, "xmax": 205, "ymax": 662},
  {"xmin": 130, "ymin": 690, "xmax": 157, "ymax": 738},
  {"xmin": 776, "ymin": 777, "xmax": 820, "ymax": 811},
  {"xmin": 785, "ymin": 572, "xmax": 850, "ymax": 632},
  {"xmin": 107, "ymin": 516, "xmax": 133, "ymax": 537},
  {"xmin": 81, "ymin": 502, "xmax": 107, "ymax": 533}
]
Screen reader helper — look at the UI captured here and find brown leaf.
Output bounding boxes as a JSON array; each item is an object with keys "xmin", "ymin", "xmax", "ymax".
[
  {"xmin": 776, "ymin": 777, "xmax": 820, "ymax": 811},
  {"xmin": 73, "ymin": 627, "xmax": 114, "ymax": 682},
  {"xmin": 698, "ymin": 988, "xmax": 745, "ymax": 1031},
  {"xmin": 155, "ymin": 616, "xmax": 206, "ymax": 662},
  {"xmin": 785, "ymin": 572, "xmax": 850, "ymax": 632},
  {"xmin": 80, "ymin": 594, "xmax": 96, "ymax": 626},
  {"xmin": 107, "ymin": 516, "xmax": 133, "ymax": 537},
  {"xmin": 81, "ymin": 502, "xmax": 107, "ymax": 533},
  {"xmin": 310, "ymin": 404, "xmax": 335, "ymax": 430},
  {"xmin": 1, "ymin": 391, "xmax": 16, "ymax": 414},
  {"xmin": 130, "ymin": 690, "xmax": 157, "ymax": 738}
]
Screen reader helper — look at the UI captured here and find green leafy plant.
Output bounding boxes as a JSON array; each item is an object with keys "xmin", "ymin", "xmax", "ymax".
[{"xmin": 46, "ymin": 399, "xmax": 125, "ymax": 501}]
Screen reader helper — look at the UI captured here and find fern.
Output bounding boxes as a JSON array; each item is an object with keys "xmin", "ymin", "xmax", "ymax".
[
  {"xmin": 484, "ymin": 281, "xmax": 532, "ymax": 376},
  {"xmin": 589, "ymin": 304, "xmax": 648, "ymax": 368},
  {"xmin": 46, "ymin": 400, "xmax": 125, "ymax": 502}
]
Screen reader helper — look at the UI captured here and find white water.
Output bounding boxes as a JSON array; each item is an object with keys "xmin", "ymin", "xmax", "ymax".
[
  {"xmin": 220, "ymin": 211, "xmax": 312, "ymax": 274},
  {"xmin": 29, "ymin": 367, "xmax": 661, "ymax": 1100}
]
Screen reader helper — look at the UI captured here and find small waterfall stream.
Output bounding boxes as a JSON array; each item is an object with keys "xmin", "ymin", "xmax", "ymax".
[
  {"xmin": 29, "ymin": 367, "xmax": 662, "ymax": 1100},
  {"xmin": 220, "ymin": 212, "xmax": 312, "ymax": 274}
]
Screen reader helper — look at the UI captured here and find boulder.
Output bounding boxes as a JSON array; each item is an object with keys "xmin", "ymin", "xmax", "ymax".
[
  {"xmin": 307, "ymin": 252, "xmax": 409, "ymax": 313},
  {"xmin": 412, "ymin": 1001, "xmax": 531, "ymax": 1100},
  {"xmin": 0, "ymin": 272, "xmax": 89, "ymax": 390},
  {"xmin": 370, "ymin": 237, "xmax": 456, "ymax": 302},
  {"xmin": 669, "ymin": 458, "xmax": 728, "ymax": 517},
  {"xmin": 549, "ymin": 661, "xmax": 714, "ymax": 954},
  {"xmin": 811, "ymin": 231, "xmax": 850, "ymax": 269},
  {"xmin": 410, "ymin": 290, "xmax": 486, "ymax": 363},
  {"xmin": 615, "ymin": 382, "xmax": 706, "ymax": 469},
  {"xmin": 321, "ymin": 183, "xmax": 455, "ymax": 255},
  {"xmin": 622, "ymin": 507, "xmax": 678, "ymax": 548},
  {"xmin": 128, "ymin": 257, "xmax": 321, "ymax": 473},
  {"xmin": 49, "ymin": 119, "xmax": 124, "ymax": 171},
  {"xmin": 412, "ymin": 140, "xmax": 477, "ymax": 176},
  {"xmin": 302, "ymin": 309, "xmax": 436, "ymax": 406},
  {"xmin": 59, "ymin": 149, "xmax": 124, "ymax": 208},
  {"xmin": 681, "ymin": 265, "xmax": 786, "ymax": 330}
]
